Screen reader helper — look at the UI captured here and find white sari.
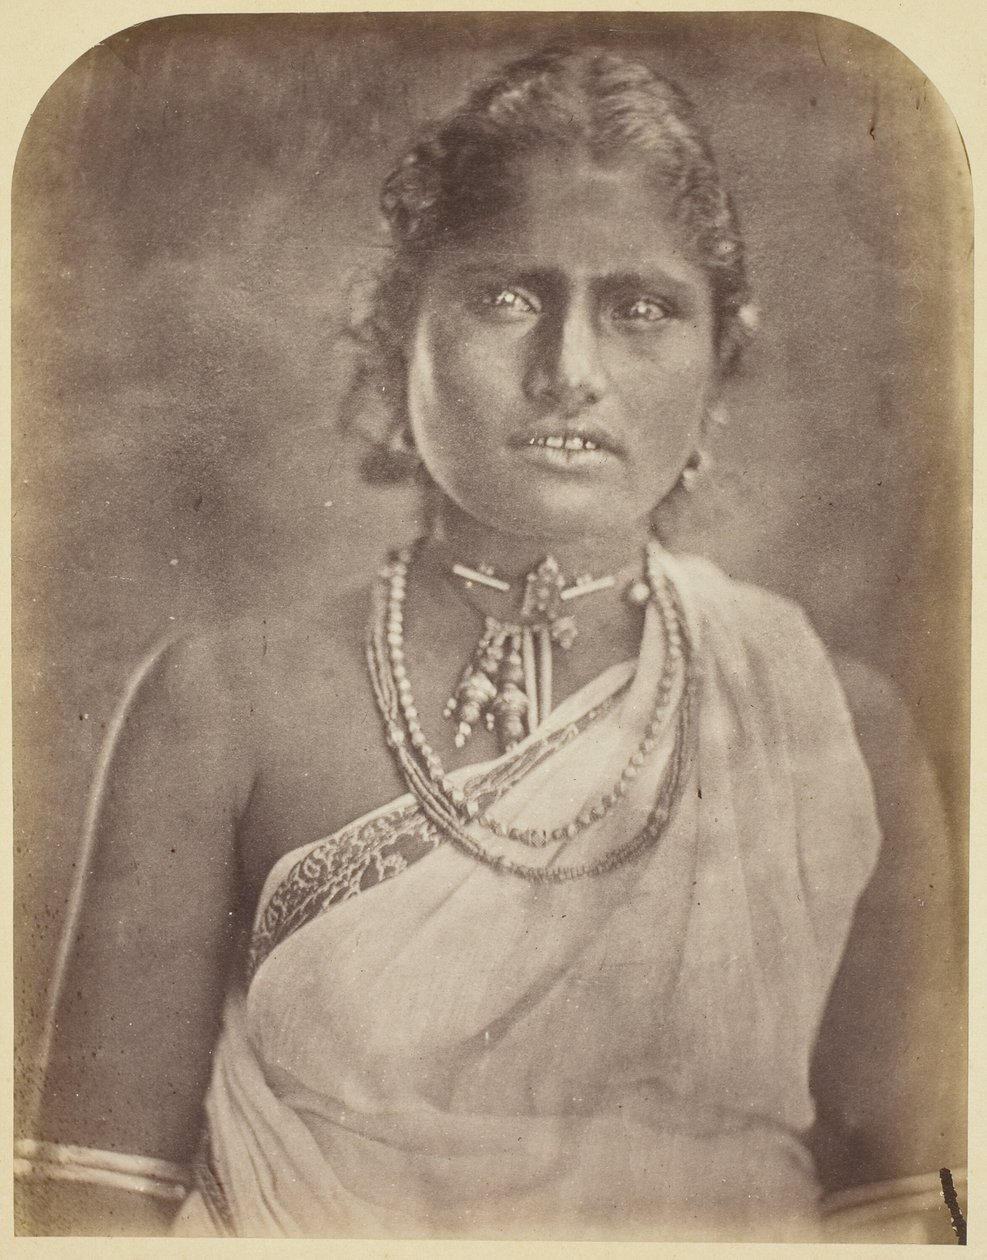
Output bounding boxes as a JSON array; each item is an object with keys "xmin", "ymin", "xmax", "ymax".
[{"xmin": 172, "ymin": 551, "xmax": 881, "ymax": 1240}]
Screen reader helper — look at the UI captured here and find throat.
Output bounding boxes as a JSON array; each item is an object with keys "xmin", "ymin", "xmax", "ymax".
[{"xmin": 429, "ymin": 498, "xmax": 653, "ymax": 586}]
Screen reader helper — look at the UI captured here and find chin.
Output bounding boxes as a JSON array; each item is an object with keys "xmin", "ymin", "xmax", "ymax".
[
  {"xmin": 431, "ymin": 468, "xmax": 661, "ymax": 546},
  {"xmin": 479, "ymin": 500, "xmax": 643, "ymax": 546}
]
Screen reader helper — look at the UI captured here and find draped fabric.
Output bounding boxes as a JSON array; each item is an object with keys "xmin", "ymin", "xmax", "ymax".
[{"xmin": 172, "ymin": 550, "xmax": 882, "ymax": 1240}]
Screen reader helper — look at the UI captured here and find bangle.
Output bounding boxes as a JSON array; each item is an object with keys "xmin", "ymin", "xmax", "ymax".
[
  {"xmin": 14, "ymin": 1138, "xmax": 191, "ymax": 1202},
  {"xmin": 821, "ymin": 1169, "xmax": 967, "ymax": 1242}
]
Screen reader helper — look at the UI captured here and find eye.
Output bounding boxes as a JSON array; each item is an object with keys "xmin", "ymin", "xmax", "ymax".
[
  {"xmin": 611, "ymin": 296, "xmax": 673, "ymax": 325},
  {"xmin": 472, "ymin": 285, "xmax": 541, "ymax": 322}
]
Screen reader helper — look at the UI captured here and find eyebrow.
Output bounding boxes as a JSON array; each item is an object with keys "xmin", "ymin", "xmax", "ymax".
[
  {"xmin": 598, "ymin": 270, "xmax": 698, "ymax": 299},
  {"xmin": 442, "ymin": 261, "xmax": 701, "ymax": 301}
]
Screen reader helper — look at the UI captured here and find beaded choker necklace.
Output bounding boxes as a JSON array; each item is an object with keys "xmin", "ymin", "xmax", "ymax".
[{"xmin": 366, "ymin": 540, "xmax": 697, "ymax": 883}]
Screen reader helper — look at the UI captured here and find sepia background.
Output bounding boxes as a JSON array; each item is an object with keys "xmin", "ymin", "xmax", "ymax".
[{"xmin": 12, "ymin": 11, "xmax": 971, "ymax": 1130}]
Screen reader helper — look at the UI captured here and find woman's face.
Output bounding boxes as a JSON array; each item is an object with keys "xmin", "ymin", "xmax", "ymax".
[{"xmin": 405, "ymin": 154, "xmax": 719, "ymax": 543}]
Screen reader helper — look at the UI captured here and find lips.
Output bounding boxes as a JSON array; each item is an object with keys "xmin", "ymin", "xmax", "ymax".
[
  {"xmin": 510, "ymin": 426, "xmax": 623, "ymax": 457},
  {"xmin": 529, "ymin": 434, "xmax": 599, "ymax": 452}
]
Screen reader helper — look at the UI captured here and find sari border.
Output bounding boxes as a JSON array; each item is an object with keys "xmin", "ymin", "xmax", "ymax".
[
  {"xmin": 191, "ymin": 1124, "xmax": 236, "ymax": 1237},
  {"xmin": 246, "ymin": 674, "xmax": 631, "ymax": 984}
]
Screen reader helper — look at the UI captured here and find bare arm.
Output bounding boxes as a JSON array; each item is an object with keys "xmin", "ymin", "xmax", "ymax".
[
  {"xmin": 810, "ymin": 654, "xmax": 966, "ymax": 1226},
  {"xmin": 19, "ymin": 631, "xmax": 255, "ymax": 1233}
]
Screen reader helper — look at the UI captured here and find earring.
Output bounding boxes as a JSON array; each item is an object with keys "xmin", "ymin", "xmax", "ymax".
[
  {"xmin": 678, "ymin": 449, "xmax": 709, "ymax": 492},
  {"xmin": 384, "ymin": 419, "xmax": 422, "ymax": 475},
  {"xmin": 737, "ymin": 303, "xmax": 760, "ymax": 332},
  {"xmin": 361, "ymin": 418, "xmax": 421, "ymax": 484},
  {"xmin": 388, "ymin": 420, "xmax": 417, "ymax": 455},
  {"xmin": 707, "ymin": 401, "xmax": 729, "ymax": 428}
]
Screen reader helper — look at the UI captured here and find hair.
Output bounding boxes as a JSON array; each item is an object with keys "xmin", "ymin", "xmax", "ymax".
[{"xmin": 346, "ymin": 44, "xmax": 754, "ymax": 484}]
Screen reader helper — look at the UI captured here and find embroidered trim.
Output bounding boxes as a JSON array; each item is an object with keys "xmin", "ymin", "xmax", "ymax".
[
  {"xmin": 191, "ymin": 1125, "xmax": 235, "ymax": 1236},
  {"xmin": 248, "ymin": 801, "xmax": 440, "ymax": 980},
  {"xmin": 247, "ymin": 683, "xmax": 627, "ymax": 982}
]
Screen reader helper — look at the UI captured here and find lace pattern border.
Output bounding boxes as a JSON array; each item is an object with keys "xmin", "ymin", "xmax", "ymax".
[
  {"xmin": 246, "ymin": 685, "xmax": 625, "ymax": 983},
  {"xmin": 191, "ymin": 1124, "xmax": 235, "ymax": 1237}
]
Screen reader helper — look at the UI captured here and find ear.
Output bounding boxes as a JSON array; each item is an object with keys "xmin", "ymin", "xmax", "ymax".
[{"xmin": 715, "ymin": 302, "xmax": 758, "ymax": 378}]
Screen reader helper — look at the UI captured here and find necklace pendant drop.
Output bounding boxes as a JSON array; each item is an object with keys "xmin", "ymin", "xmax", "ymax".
[
  {"xmin": 444, "ymin": 621, "xmax": 504, "ymax": 747},
  {"xmin": 520, "ymin": 555, "xmax": 567, "ymax": 625},
  {"xmin": 443, "ymin": 552, "xmax": 628, "ymax": 754},
  {"xmin": 491, "ymin": 633, "xmax": 529, "ymax": 751}
]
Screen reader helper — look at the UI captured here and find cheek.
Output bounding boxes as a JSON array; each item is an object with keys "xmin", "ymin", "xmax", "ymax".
[
  {"xmin": 408, "ymin": 318, "xmax": 517, "ymax": 440},
  {"xmin": 405, "ymin": 329, "xmax": 499, "ymax": 497},
  {"xmin": 406, "ymin": 321, "xmax": 457, "ymax": 445},
  {"xmin": 615, "ymin": 334, "xmax": 716, "ymax": 430}
]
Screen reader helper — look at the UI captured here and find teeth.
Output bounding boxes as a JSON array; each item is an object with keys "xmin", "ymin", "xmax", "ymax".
[{"xmin": 528, "ymin": 435, "xmax": 601, "ymax": 452}]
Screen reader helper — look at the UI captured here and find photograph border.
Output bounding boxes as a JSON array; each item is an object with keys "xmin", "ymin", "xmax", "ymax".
[{"xmin": 2, "ymin": 1, "xmax": 982, "ymax": 1256}]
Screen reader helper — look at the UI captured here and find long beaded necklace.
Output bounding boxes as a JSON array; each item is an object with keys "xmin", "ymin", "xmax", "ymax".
[{"xmin": 366, "ymin": 541, "xmax": 697, "ymax": 883}]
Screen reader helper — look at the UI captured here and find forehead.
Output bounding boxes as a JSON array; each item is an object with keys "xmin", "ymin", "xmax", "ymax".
[{"xmin": 440, "ymin": 153, "xmax": 706, "ymax": 285}]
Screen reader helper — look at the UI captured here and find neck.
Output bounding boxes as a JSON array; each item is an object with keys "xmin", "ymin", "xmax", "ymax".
[{"xmin": 427, "ymin": 499, "xmax": 654, "ymax": 584}]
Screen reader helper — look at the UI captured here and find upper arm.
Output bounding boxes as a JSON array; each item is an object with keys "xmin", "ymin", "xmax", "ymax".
[
  {"xmin": 809, "ymin": 652, "xmax": 966, "ymax": 1189},
  {"xmin": 35, "ymin": 629, "xmax": 256, "ymax": 1164}
]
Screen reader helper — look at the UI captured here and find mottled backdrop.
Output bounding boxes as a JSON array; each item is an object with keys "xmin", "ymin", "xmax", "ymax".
[{"xmin": 13, "ymin": 12, "xmax": 971, "ymax": 1122}]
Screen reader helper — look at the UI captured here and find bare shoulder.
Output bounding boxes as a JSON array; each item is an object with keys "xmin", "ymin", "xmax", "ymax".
[
  {"xmin": 206, "ymin": 577, "xmax": 396, "ymax": 905},
  {"xmin": 827, "ymin": 650, "xmax": 953, "ymax": 863},
  {"xmin": 828, "ymin": 651, "xmax": 917, "ymax": 760},
  {"xmin": 810, "ymin": 648, "xmax": 965, "ymax": 1191},
  {"xmin": 824, "ymin": 648, "xmax": 960, "ymax": 926},
  {"xmin": 203, "ymin": 578, "xmax": 373, "ymax": 682},
  {"xmin": 145, "ymin": 577, "xmax": 374, "ymax": 724}
]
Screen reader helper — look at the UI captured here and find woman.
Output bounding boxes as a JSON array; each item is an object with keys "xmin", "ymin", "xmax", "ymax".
[{"xmin": 17, "ymin": 45, "xmax": 964, "ymax": 1241}]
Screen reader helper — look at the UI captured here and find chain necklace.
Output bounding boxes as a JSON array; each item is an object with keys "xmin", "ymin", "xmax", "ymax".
[{"xmin": 366, "ymin": 540, "xmax": 697, "ymax": 882}]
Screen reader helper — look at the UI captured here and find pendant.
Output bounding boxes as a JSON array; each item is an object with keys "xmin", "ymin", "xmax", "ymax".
[
  {"xmin": 520, "ymin": 555, "xmax": 565, "ymax": 622},
  {"xmin": 443, "ymin": 622, "xmax": 532, "ymax": 752},
  {"xmin": 444, "ymin": 553, "xmax": 636, "ymax": 754},
  {"xmin": 444, "ymin": 556, "xmax": 573, "ymax": 754}
]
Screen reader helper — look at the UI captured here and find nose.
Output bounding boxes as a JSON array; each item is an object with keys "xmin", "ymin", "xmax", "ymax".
[{"xmin": 524, "ymin": 299, "xmax": 608, "ymax": 416}]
